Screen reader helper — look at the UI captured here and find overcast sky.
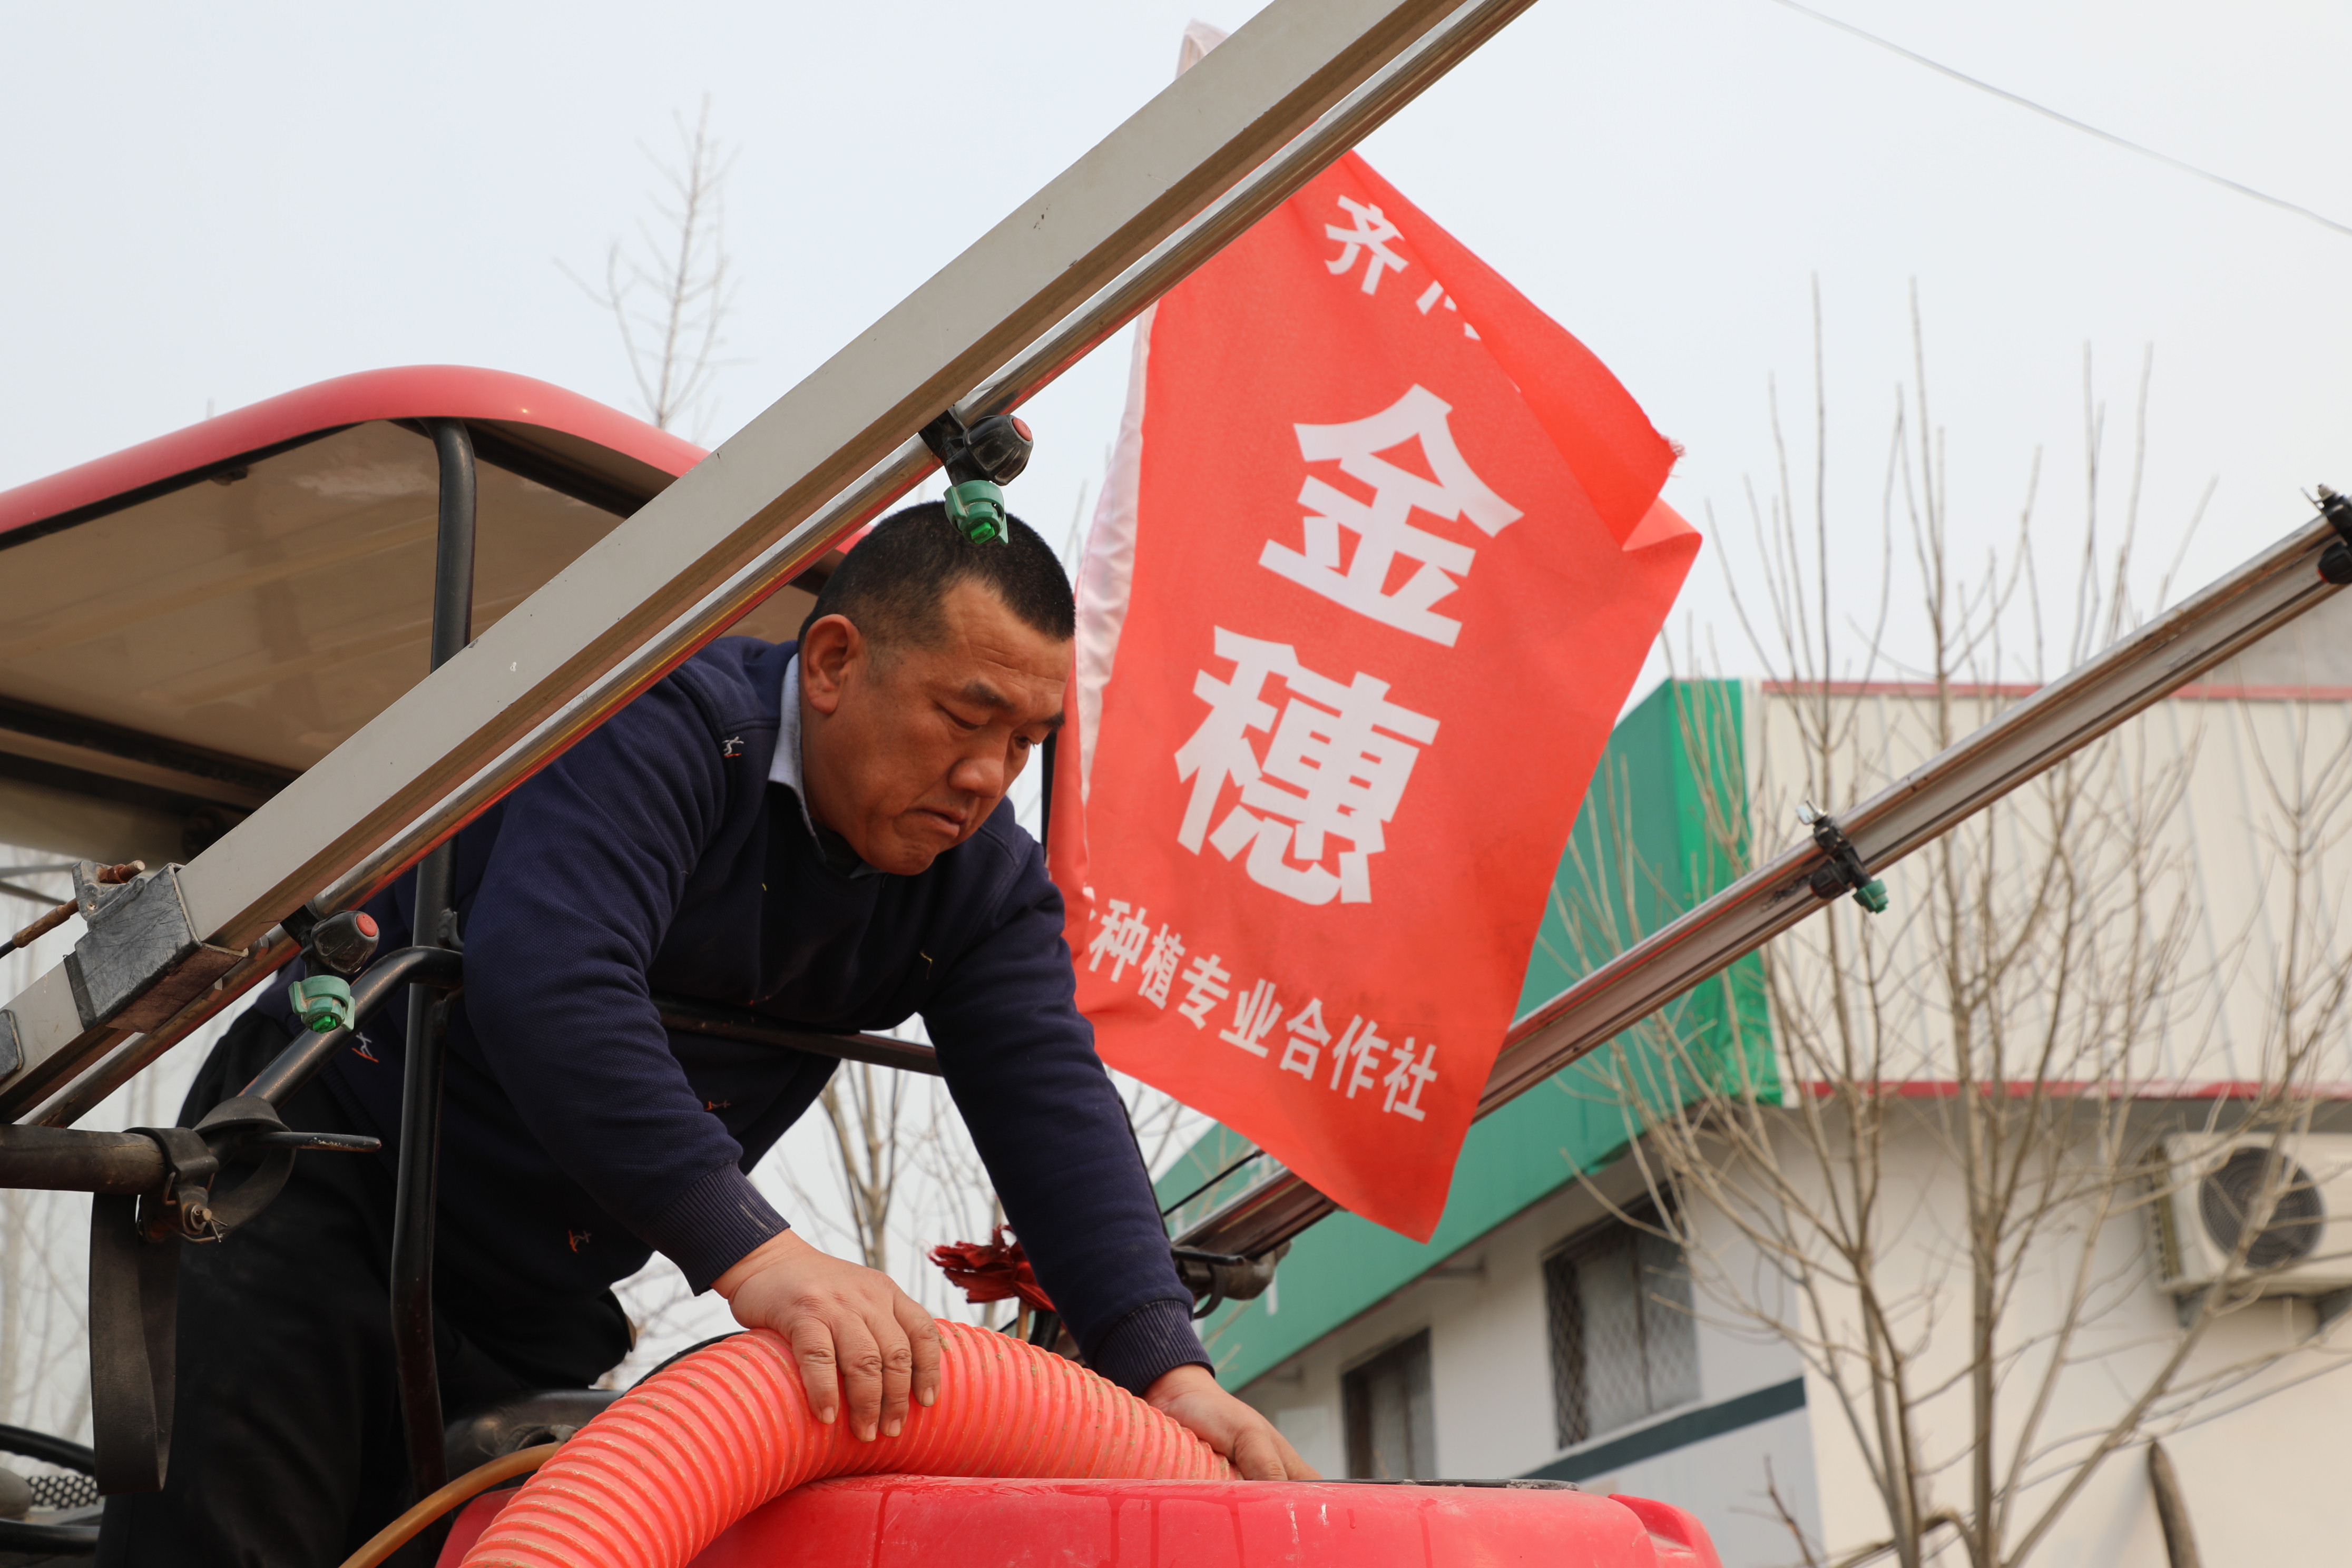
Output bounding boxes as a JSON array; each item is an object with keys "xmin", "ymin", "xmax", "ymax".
[
  {"xmin": 6, "ymin": 0, "xmax": 2348, "ymax": 683},
  {"xmin": 5, "ymin": 0, "xmax": 2348, "ymax": 1377}
]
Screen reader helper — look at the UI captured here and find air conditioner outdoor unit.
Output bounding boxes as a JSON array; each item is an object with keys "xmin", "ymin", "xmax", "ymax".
[{"xmin": 2150, "ymin": 1132, "xmax": 2352, "ymax": 1296}]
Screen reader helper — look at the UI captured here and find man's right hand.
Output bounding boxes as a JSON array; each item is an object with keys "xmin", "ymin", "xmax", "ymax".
[{"xmin": 713, "ymin": 1230, "xmax": 943, "ymax": 1440}]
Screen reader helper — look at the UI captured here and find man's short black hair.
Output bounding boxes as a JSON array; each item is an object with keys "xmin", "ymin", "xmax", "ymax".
[{"xmin": 797, "ymin": 501, "xmax": 1075, "ymax": 652}]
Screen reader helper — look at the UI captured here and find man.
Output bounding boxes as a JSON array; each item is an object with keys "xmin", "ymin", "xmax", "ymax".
[{"xmin": 101, "ymin": 505, "xmax": 1312, "ymax": 1566}]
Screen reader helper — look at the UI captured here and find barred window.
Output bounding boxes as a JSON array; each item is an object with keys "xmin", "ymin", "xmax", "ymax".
[
  {"xmin": 1543, "ymin": 1218, "xmax": 1698, "ymax": 1448},
  {"xmin": 1342, "ymin": 1329, "xmax": 1435, "ymax": 1478}
]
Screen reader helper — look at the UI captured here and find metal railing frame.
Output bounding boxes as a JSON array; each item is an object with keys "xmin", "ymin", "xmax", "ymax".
[
  {"xmin": 1170, "ymin": 497, "xmax": 2352, "ymax": 1261},
  {"xmin": 1, "ymin": 0, "xmax": 1538, "ymax": 1126}
]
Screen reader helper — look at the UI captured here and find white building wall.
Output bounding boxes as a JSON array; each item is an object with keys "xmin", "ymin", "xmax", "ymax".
[
  {"xmin": 1734, "ymin": 601, "xmax": 2352, "ymax": 1563},
  {"xmin": 1238, "ymin": 1164, "xmax": 1822, "ymax": 1568},
  {"xmin": 1242, "ymin": 1095, "xmax": 2348, "ymax": 1567},
  {"xmin": 1581, "ymin": 1412, "xmax": 1815, "ymax": 1568},
  {"xmin": 1779, "ymin": 1108, "xmax": 2351, "ymax": 1567},
  {"xmin": 1745, "ymin": 600, "xmax": 2352, "ymax": 1094},
  {"xmin": 1234, "ymin": 600, "xmax": 2352, "ymax": 1567}
]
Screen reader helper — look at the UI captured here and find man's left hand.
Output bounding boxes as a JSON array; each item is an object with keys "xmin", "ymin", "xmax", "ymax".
[{"xmin": 1144, "ymin": 1364, "xmax": 1320, "ymax": 1479}]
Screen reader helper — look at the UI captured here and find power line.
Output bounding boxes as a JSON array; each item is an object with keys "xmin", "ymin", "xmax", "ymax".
[{"xmin": 1767, "ymin": 0, "xmax": 2352, "ymax": 242}]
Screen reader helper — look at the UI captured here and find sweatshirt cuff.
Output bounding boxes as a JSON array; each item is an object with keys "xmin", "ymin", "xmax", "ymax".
[
  {"xmin": 649, "ymin": 1164, "xmax": 790, "ymax": 1293},
  {"xmin": 1083, "ymin": 1299, "xmax": 1211, "ymax": 1397}
]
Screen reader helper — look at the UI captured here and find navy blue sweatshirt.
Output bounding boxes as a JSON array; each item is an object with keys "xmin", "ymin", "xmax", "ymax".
[{"xmin": 254, "ymin": 635, "xmax": 1208, "ymax": 1395}]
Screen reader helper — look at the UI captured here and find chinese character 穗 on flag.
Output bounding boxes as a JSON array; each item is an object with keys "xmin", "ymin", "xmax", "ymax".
[{"xmin": 1050, "ymin": 150, "xmax": 1700, "ymax": 1241}]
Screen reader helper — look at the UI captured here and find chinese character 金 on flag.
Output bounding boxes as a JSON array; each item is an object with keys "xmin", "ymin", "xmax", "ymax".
[{"xmin": 1048, "ymin": 149, "xmax": 1701, "ymax": 1241}]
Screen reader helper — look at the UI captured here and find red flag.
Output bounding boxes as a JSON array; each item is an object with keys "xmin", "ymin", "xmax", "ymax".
[{"xmin": 1050, "ymin": 151, "xmax": 1699, "ymax": 1240}]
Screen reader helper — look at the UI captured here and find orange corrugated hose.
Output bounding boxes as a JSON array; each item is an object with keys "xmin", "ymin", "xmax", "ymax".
[{"xmin": 459, "ymin": 1321, "xmax": 1232, "ymax": 1568}]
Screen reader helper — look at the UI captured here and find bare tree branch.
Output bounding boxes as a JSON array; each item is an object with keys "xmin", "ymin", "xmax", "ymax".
[
  {"xmin": 1562, "ymin": 307, "xmax": 2349, "ymax": 1568},
  {"xmin": 562, "ymin": 95, "xmax": 741, "ymax": 437}
]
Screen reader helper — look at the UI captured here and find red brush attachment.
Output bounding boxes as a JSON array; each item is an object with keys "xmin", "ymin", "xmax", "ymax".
[{"xmin": 926, "ymin": 1226, "xmax": 1055, "ymax": 1314}]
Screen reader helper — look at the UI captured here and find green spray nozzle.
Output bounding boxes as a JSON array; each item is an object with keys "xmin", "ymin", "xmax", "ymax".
[
  {"xmin": 943, "ymin": 479, "xmax": 1009, "ymax": 545},
  {"xmin": 921, "ymin": 409, "xmax": 1031, "ymax": 545},
  {"xmin": 288, "ymin": 974, "xmax": 355, "ymax": 1035}
]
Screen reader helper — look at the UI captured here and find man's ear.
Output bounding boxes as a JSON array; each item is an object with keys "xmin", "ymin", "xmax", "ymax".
[{"xmin": 799, "ymin": 613, "xmax": 864, "ymax": 718}]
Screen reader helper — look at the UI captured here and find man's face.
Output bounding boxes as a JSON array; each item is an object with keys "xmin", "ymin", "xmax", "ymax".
[{"xmin": 798, "ymin": 579, "xmax": 1067, "ymax": 875}]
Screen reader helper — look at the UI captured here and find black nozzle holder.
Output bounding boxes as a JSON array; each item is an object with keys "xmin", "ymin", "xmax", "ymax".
[
  {"xmin": 921, "ymin": 410, "xmax": 1034, "ymax": 546},
  {"xmin": 2316, "ymin": 486, "xmax": 2352, "ymax": 585},
  {"xmin": 1799, "ymin": 805, "xmax": 1888, "ymax": 915},
  {"xmin": 308, "ymin": 909, "xmax": 381, "ymax": 977},
  {"xmin": 920, "ymin": 410, "xmax": 1033, "ymax": 488}
]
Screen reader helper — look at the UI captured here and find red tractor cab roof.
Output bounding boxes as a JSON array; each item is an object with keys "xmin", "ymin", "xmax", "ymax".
[{"xmin": 0, "ymin": 367, "xmax": 832, "ymax": 865}]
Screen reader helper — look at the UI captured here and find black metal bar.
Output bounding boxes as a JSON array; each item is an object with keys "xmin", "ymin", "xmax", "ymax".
[
  {"xmin": 0, "ymin": 955, "xmax": 446, "ymax": 1193},
  {"xmin": 238, "ymin": 946, "xmax": 463, "ymax": 1106},
  {"xmin": 0, "ymin": 1118, "xmax": 384, "ymax": 1201},
  {"xmin": 0, "ymin": 692, "xmax": 296, "ymax": 807},
  {"xmin": 0, "ymin": 1518, "xmax": 99, "ymax": 1554},
  {"xmin": 0, "ymin": 426, "xmax": 348, "ymax": 556},
  {"xmin": 389, "ymin": 420, "xmax": 476, "ymax": 1503},
  {"xmin": 0, "ymin": 1126, "xmax": 170, "ymax": 1195},
  {"xmin": 1157, "ymin": 1148, "xmax": 1266, "ymax": 1221},
  {"xmin": 390, "ymin": 991, "xmax": 451, "ymax": 1500},
  {"xmin": 246, "ymin": 1130, "xmax": 381, "ymax": 1152},
  {"xmin": 650, "ymin": 995, "xmax": 943, "ymax": 1076},
  {"xmin": 0, "ymin": 1420, "xmax": 97, "ymax": 1474},
  {"xmin": 1037, "ymin": 730, "xmax": 1055, "ymax": 851},
  {"xmin": 423, "ymin": 418, "xmax": 481, "ymax": 687}
]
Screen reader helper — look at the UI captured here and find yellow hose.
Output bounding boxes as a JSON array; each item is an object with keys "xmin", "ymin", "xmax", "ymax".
[{"xmin": 336, "ymin": 1443, "xmax": 557, "ymax": 1568}]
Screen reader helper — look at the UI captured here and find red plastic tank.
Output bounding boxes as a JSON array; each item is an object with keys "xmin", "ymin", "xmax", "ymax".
[{"xmin": 440, "ymin": 1475, "xmax": 1722, "ymax": 1567}]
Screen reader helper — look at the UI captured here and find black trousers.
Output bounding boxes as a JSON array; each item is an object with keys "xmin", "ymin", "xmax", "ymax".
[{"xmin": 97, "ymin": 1011, "xmax": 632, "ymax": 1567}]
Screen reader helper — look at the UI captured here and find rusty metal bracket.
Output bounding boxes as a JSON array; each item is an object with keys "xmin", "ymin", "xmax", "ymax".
[{"xmin": 61, "ymin": 866, "xmax": 243, "ymax": 1034}]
